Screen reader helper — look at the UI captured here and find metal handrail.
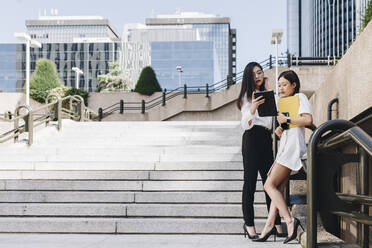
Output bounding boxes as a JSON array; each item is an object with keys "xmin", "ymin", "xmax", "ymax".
[
  {"xmin": 97, "ymin": 55, "xmax": 342, "ymax": 120},
  {"xmin": 0, "ymin": 93, "xmax": 91, "ymax": 146},
  {"xmin": 307, "ymin": 119, "xmax": 372, "ymax": 248}
]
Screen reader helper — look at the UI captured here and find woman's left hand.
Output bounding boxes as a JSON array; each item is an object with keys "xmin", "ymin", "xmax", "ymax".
[{"xmin": 277, "ymin": 113, "xmax": 287, "ymax": 124}]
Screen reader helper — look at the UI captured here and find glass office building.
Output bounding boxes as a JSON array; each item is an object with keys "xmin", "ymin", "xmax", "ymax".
[
  {"xmin": 151, "ymin": 41, "xmax": 214, "ymax": 89},
  {"xmin": 0, "ymin": 42, "xmax": 120, "ymax": 92},
  {"xmin": 123, "ymin": 12, "xmax": 236, "ymax": 89},
  {"xmin": 0, "ymin": 44, "xmax": 22, "ymax": 92},
  {"xmin": 287, "ymin": 0, "xmax": 371, "ymax": 57}
]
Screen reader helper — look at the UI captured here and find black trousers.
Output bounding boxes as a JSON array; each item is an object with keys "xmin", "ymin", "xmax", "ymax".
[{"xmin": 242, "ymin": 125, "xmax": 281, "ymax": 226}]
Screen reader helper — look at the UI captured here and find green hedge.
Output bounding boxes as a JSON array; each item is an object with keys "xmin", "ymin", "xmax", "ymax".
[
  {"xmin": 30, "ymin": 59, "xmax": 62, "ymax": 103},
  {"xmin": 134, "ymin": 66, "xmax": 162, "ymax": 95}
]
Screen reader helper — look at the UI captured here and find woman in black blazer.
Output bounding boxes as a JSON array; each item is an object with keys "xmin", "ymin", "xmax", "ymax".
[{"xmin": 237, "ymin": 62, "xmax": 285, "ymax": 239}]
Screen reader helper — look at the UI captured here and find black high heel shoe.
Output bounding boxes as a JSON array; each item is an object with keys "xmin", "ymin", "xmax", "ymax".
[
  {"xmin": 243, "ymin": 224, "xmax": 259, "ymax": 239},
  {"xmin": 275, "ymin": 227, "xmax": 288, "ymax": 238},
  {"xmin": 252, "ymin": 226, "xmax": 276, "ymax": 242},
  {"xmin": 283, "ymin": 218, "xmax": 304, "ymax": 244}
]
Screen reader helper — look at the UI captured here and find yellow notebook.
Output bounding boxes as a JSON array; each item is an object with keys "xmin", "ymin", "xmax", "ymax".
[{"xmin": 278, "ymin": 95, "xmax": 300, "ymax": 128}]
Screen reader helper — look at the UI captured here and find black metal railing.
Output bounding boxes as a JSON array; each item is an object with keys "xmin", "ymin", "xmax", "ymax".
[
  {"xmin": 307, "ymin": 119, "xmax": 372, "ymax": 248},
  {"xmin": 97, "ymin": 55, "xmax": 341, "ymax": 121}
]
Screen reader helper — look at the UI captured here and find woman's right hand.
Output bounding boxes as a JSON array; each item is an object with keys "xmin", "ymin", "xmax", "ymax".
[
  {"xmin": 250, "ymin": 92, "xmax": 265, "ymax": 115},
  {"xmin": 275, "ymin": 126, "xmax": 283, "ymax": 139}
]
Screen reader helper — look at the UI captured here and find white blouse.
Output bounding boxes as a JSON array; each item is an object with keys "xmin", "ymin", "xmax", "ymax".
[{"xmin": 240, "ymin": 92, "xmax": 272, "ymax": 130}]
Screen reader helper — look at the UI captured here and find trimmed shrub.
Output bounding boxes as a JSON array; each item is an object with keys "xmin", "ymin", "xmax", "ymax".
[
  {"xmin": 96, "ymin": 62, "xmax": 132, "ymax": 92},
  {"xmin": 30, "ymin": 59, "xmax": 62, "ymax": 103},
  {"xmin": 134, "ymin": 66, "xmax": 162, "ymax": 95}
]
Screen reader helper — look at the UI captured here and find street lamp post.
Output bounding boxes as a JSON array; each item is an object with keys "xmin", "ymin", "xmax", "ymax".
[
  {"xmin": 72, "ymin": 67, "xmax": 83, "ymax": 90},
  {"xmin": 271, "ymin": 29, "xmax": 283, "ymax": 97},
  {"xmin": 176, "ymin": 66, "xmax": 183, "ymax": 89},
  {"xmin": 14, "ymin": 33, "xmax": 42, "ymax": 106}
]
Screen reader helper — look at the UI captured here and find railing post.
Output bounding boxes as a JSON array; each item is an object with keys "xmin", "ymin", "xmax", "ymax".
[
  {"xmin": 120, "ymin": 100, "xmax": 124, "ymax": 114},
  {"xmin": 27, "ymin": 111, "xmax": 33, "ymax": 146},
  {"xmin": 14, "ymin": 112, "xmax": 20, "ymax": 143},
  {"xmin": 206, "ymin": 84, "xmax": 209, "ymax": 97},
  {"xmin": 287, "ymin": 53, "xmax": 291, "ymax": 67},
  {"xmin": 184, "ymin": 84, "xmax": 187, "ymax": 99},
  {"xmin": 79, "ymin": 101, "xmax": 84, "ymax": 122},
  {"xmin": 357, "ymin": 148, "xmax": 369, "ymax": 247},
  {"xmin": 141, "ymin": 100, "xmax": 145, "ymax": 114},
  {"xmin": 162, "ymin": 89, "xmax": 166, "ymax": 106},
  {"xmin": 227, "ymin": 75, "xmax": 232, "ymax": 89},
  {"xmin": 57, "ymin": 99, "xmax": 62, "ymax": 130},
  {"xmin": 269, "ymin": 55, "xmax": 273, "ymax": 69},
  {"xmin": 98, "ymin": 107, "xmax": 103, "ymax": 122}
]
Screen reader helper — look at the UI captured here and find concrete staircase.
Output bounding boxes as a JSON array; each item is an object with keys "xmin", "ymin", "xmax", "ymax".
[{"xmin": 0, "ymin": 120, "xmax": 268, "ymax": 234}]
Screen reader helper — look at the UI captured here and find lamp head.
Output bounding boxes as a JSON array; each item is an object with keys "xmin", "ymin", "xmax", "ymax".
[
  {"xmin": 271, "ymin": 29, "xmax": 283, "ymax": 44},
  {"xmin": 30, "ymin": 39, "xmax": 42, "ymax": 48},
  {"xmin": 14, "ymin": 32, "xmax": 31, "ymax": 41},
  {"xmin": 176, "ymin": 66, "xmax": 183, "ymax": 72},
  {"xmin": 72, "ymin": 67, "xmax": 83, "ymax": 74}
]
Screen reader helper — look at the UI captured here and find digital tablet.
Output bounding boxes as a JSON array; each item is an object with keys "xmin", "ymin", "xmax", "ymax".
[{"xmin": 253, "ymin": 90, "xmax": 278, "ymax": 117}]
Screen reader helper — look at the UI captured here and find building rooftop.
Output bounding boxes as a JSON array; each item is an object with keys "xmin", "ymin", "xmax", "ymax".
[
  {"xmin": 26, "ymin": 16, "xmax": 120, "ymax": 40},
  {"xmin": 146, "ymin": 12, "xmax": 230, "ymax": 25}
]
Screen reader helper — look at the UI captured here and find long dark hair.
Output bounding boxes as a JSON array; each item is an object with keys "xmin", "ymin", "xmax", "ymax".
[
  {"xmin": 237, "ymin": 62, "xmax": 265, "ymax": 110},
  {"xmin": 278, "ymin": 70, "xmax": 300, "ymax": 95}
]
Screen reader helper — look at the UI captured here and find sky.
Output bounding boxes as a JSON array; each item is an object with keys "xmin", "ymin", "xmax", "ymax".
[{"xmin": 1, "ymin": 0, "xmax": 287, "ymax": 73}]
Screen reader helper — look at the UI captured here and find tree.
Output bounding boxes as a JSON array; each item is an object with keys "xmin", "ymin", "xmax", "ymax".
[
  {"xmin": 96, "ymin": 62, "xmax": 132, "ymax": 92},
  {"xmin": 29, "ymin": 59, "xmax": 62, "ymax": 103},
  {"xmin": 362, "ymin": 0, "xmax": 372, "ymax": 30},
  {"xmin": 134, "ymin": 66, "xmax": 162, "ymax": 96}
]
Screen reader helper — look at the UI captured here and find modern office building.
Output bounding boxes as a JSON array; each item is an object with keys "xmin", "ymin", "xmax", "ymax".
[
  {"xmin": 0, "ymin": 42, "xmax": 120, "ymax": 92},
  {"xmin": 122, "ymin": 12, "xmax": 236, "ymax": 90},
  {"xmin": 0, "ymin": 15, "xmax": 121, "ymax": 92},
  {"xmin": 287, "ymin": 0, "xmax": 371, "ymax": 57}
]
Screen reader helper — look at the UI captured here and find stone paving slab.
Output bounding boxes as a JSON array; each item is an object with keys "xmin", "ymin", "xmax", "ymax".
[{"xmin": 0, "ymin": 234, "xmax": 301, "ymax": 248}]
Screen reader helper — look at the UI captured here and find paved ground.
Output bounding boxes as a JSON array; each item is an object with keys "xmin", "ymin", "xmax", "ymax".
[{"xmin": 0, "ymin": 234, "xmax": 302, "ymax": 248}]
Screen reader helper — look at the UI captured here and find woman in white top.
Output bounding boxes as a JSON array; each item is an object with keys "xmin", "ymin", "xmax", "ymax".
[
  {"xmin": 254, "ymin": 70, "xmax": 312, "ymax": 244},
  {"xmin": 237, "ymin": 62, "xmax": 285, "ymax": 240}
]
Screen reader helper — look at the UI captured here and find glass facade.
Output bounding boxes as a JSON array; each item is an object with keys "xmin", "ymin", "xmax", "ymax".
[
  {"xmin": 313, "ymin": 0, "xmax": 357, "ymax": 57},
  {"xmin": 288, "ymin": 0, "xmax": 370, "ymax": 57},
  {"xmin": 192, "ymin": 24, "xmax": 230, "ymax": 83},
  {"xmin": 151, "ymin": 41, "xmax": 214, "ymax": 90},
  {"xmin": 287, "ymin": 0, "xmax": 301, "ymax": 56},
  {"xmin": 0, "ymin": 44, "xmax": 22, "ymax": 92},
  {"xmin": 0, "ymin": 42, "xmax": 120, "ymax": 92},
  {"xmin": 124, "ymin": 17, "xmax": 234, "ymax": 89}
]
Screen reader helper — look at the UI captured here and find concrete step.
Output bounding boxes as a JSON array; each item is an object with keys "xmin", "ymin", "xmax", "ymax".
[
  {"xmin": 0, "ymin": 153, "xmax": 242, "ymax": 162},
  {"xmin": 0, "ymin": 146, "xmax": 242, "ymax": 155},
  {"xmin": 36, "ymin": 139, "xmax": 241, "ymax": 146},
  {"xmin": 0, "ymin": 171, "xmax": 245, "ymax": 180},
  {"xmin": 0, "ymin": 191, "xmax": 266, "ymax": 204},
  {"xmin": 126, "ymin": 204, "xmax": 267, "ymax": 218},
  {"xmin": 0, "ymin": 180, "xmax": 260, "ymax": 191},
  {"xmin": 0, "ymin": 217, "xmax": 266, "ymax": 234},
  {"xmin": 134, "ymin": 191, "xmax": 266, "ymax": 204},
  {"xmin": 61, "ymin": 120, "xmax": 241, "ymax": 128},
  {"xmin": 0, "ymin": 161, "xmax": 244, "ymax": 171},
  {"xmin": 0, "ymin": 203, "xmax": 267, "ymax": 218}
]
